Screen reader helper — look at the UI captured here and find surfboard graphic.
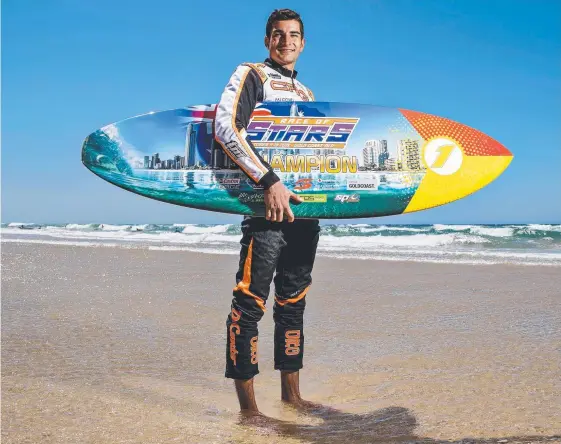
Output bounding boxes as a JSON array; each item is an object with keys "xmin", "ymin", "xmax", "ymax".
[{"xmin": 81, "ymin": 102, "xmax": 513, "ymax": 219}]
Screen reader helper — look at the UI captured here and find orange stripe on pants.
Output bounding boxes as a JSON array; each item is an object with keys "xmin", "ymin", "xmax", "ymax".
[
  {"xmin": 233, "ymin": 238, "xmax": 266, "ymax": 311},
  {"xmin": 274, "ymin": 285, "xmax": 310, "ymax": 306}
]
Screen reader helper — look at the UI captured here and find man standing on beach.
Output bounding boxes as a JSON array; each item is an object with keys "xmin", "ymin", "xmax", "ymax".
[{"xmin": 214, "ymin": 9, "xmax": 320, "ymax": 417}]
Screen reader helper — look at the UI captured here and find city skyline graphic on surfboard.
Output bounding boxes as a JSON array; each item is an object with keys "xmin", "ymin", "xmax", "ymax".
[{"xmin": 81, "ymin": 102, "xmax": 513, "ymax": 219}]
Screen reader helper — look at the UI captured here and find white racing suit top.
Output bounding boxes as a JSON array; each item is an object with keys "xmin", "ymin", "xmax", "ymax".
[{"xmin": 214, "ymin": 57, "xmax": 315, "ymax": 189}]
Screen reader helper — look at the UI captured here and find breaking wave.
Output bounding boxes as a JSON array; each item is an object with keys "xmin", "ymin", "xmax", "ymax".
[{"xmin": 2, "ymin": 222, "xmax": 560, "ymax": 266}]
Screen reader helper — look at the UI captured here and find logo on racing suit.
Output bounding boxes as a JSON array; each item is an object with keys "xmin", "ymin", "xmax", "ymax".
[
  {"xmin": 250, "ymin": 336, "xmax": 258, "ymax": 364},
  {"xmin": 285, "ymin": 330, "xmax": 301, "ymax": 356},
  {"xmin": 229, "ymin": 308, "xmax": 241, "ymax": 366},
  {"xmin": 334, "ymin": 194, "xmax": 360, "ymax": 203},
  {"xmin": 270, "ymin": 81, "xmax": 310, "ymax": 101},
  {"xmin": 224, "ymin": 141, "xmax": 248, "ymax": 159}
]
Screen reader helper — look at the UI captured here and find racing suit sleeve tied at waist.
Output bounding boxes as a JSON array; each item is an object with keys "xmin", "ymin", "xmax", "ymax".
[{"xmin": 214, "ymin": 64, "xmax": 280, "ymax": 190}]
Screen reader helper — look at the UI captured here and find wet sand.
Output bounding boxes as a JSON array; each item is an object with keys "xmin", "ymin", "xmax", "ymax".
[{"xmin": 2, "ymin": 243, "xmax": 560, "ymax": 443}]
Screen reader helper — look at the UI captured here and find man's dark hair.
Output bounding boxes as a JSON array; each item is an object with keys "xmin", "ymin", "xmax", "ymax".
[{"xmin": 266, "ymin": 9, "xmax": 304, "ymax": 38}]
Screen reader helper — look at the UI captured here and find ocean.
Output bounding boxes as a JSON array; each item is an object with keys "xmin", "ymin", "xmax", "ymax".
[{"xmin": 2, "ymin": 222, "xmax": 560, "ymax": 266}]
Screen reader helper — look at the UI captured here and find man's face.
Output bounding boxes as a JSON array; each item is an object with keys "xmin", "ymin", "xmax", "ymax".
[{"xmin": 265, "ymin": 20, "xmax": 305, "ymax": 68}]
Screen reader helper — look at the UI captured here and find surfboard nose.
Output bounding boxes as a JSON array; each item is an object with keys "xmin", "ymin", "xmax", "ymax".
[
  {"xmin": 398, "ymin": 109, "xmax": 513, "ymax": 213},
  {"xmin": 399, "ymin": 109, "xmax": 513, "ymax": 157}
]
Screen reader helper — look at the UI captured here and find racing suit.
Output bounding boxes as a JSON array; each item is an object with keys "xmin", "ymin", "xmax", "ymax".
[{"xmin": 215, "ymin": 58, "xmax": 320, "ymax": 380}]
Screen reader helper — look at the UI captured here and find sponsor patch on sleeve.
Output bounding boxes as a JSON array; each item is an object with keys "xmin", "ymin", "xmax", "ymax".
[{"xmin": 243, "ymin": 63, "xmax": 268, "ymax": 83}]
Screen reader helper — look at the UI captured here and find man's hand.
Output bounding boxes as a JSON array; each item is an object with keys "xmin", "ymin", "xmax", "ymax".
[{"xmin": 264, "ymin": 181, "xmax": 303, "ymax": 223}]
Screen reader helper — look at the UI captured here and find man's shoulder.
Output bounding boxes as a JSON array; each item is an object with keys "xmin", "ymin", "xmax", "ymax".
[
  {"xmin": 240, "ymin": 62, "xmax": 268, "ymax": 83},
  {"xmin": 241, "ymin": 61, "xmax": 267, "ymax": 69}
]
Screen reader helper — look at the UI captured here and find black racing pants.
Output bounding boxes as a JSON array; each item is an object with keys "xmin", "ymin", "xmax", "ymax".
[{"xmin": 225, "ymin": 217, "xmax": 320, "ymax": 380}]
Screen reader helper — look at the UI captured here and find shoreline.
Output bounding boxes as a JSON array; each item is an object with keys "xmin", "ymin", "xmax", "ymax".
[{"xmin": 2, "ymin": 236, "xmax": 560, "ymax": 268}]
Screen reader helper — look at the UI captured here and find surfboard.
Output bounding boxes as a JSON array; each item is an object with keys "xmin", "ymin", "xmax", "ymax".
[{"xmin": 81, "ymin": 102, "xmax": 513, "ymax": 219}]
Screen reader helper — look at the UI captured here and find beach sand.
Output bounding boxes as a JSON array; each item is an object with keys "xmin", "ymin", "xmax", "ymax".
[{"xmin": 2, "ymin": 243, "xmax": 560, "ymax": 443}]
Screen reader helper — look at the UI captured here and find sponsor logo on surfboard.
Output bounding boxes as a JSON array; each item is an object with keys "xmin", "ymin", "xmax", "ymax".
[
  {"xmin": 346, "ymin": 178, "xmax": 379, "ymax": 190},
  {"xmin": 423, "ymin": 137, "xmax": 463, "ymax": 175},
  {"xmin": 294, "ymin": 178, "xmax": 313, "ymax": 190},
  {"xmin": 299, "ymin": 194, "xmax": 327, "ymax": 203},
  {"xmin": 244, "ymin": 178, "xmax": 264, "ymax": 190},
  {"xmin": 238, "ymin": 193, "xmax": 265, "ymax": 204},
  {"xmin": 292, "ymin": 177, "xmax": 341, "ymax": 191},
  {"xmin": 335, "ymin": 194, "xmax": 360, "ymax": 203},
  {"xmin": 238, "ymin": 192, "xmax": 326, "ymax": 204},
  {"xmin": 216, "ymin": 177, "xmax": 241, "ymax": 189}
]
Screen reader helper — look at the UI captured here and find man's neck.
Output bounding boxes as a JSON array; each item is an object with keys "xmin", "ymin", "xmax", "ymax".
[
  {"xmin": 280, "ymin": 62, "xmax": 295, "ymax": 72},
  {"xmin": 265, "ymin": 57, "xmax": 298, "ymax": 78}
]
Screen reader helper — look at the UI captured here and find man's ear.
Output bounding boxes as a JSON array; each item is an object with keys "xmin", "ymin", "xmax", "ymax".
[{"xmin": 264, "ymin": 36, "xmax": 270, "ymax": 49}]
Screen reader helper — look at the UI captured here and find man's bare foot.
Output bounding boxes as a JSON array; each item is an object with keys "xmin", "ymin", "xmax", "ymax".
[
  {"xmin": 280, "ymin": 370, "xmax": 340, "ymax": 416},
  {"xmin": 239, "ymin": 410, "xmax": 285, "ymax": 430},
  {"xmin": 235, "ymin": 379, "xmax": 279, "ymax": 428},
  {"xmin": 239, "ymin": 408, "xmax": 263, "ymax": 418},
  {"xmin": 239, "ymin": 409, "xmax": 266, "ymax": 424},
  {"xmin": 280, "ymin": 371, "xmax": 316, "ymax": 409},
  {"xmin": 282, "ymin": 398, "xmax": 341, "ymax": 416}
]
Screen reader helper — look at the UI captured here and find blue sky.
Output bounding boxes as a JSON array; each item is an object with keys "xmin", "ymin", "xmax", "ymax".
[{"xmin": 2, "ymin": 0, "xmax": 560, "ymax": 224}]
